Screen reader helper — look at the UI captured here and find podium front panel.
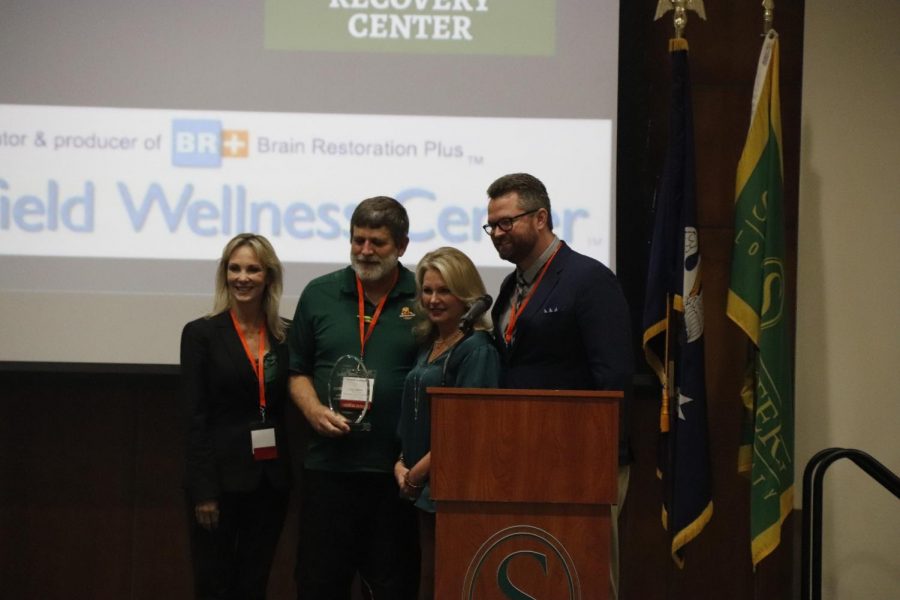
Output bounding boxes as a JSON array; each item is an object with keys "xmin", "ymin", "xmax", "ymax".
[
  {"xmin": 430, "ymin": 388, "xmax": 620, "ymax": 505},
  {"xmin": 435, "ymin": 501, "xmax": 610, "ymax": 600}
]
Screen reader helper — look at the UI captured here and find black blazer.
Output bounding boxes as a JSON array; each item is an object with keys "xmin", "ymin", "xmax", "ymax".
[
  {"xmin": 181, "ymin": 311, "xmax": 291, "ymax": 503},
  {"xmin": 491, "ymin": 243, "xmax": 634, "ymax": 460}
]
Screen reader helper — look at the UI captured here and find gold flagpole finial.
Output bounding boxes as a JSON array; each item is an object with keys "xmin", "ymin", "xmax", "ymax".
[
  {"xmin": 762, "ymin": 0, "xmax": 775, "ymax": 34},
  {"xmin": 655, "ymin": 0, "xmax": 707, "ymax": 39}
]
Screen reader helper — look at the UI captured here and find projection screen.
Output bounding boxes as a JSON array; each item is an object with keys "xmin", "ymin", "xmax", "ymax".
[{"xmin": 0, "ymin": 0, "xmax": 620, "ymax": 365}]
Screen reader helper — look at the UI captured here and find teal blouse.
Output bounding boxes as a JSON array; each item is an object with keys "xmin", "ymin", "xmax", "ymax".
[{"xmin": 397, "ymin": 330, "xmax": 500, "ymax": 512}]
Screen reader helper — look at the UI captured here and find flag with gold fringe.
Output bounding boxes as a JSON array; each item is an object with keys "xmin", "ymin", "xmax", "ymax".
[
  {"xmin": 642, "ymin": 37, "xmax": 713, "ymax": 568},
  {"xmin": 727, "ymin": 29, "xmax": 794, "ymax": 568}
]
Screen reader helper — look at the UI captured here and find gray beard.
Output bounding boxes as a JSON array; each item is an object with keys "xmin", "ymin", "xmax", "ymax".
[{"xmin": 351, "ymin": 252, "xmax": 399, "ymax": 282}]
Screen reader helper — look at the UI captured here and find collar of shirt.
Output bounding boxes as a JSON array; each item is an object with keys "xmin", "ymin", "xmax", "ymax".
[
  {"xmin": 516, "ymin": 236, "xmax": 561, "ymax": 292},
  {"xmin": 499, "ymin": 236, "xmax": 561, "ymax": 336}
]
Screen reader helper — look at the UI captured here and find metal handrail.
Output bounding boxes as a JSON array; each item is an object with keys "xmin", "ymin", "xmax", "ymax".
[{"xmin": 801, "ymin": 448, "xmax": 900, "ymax": 600}]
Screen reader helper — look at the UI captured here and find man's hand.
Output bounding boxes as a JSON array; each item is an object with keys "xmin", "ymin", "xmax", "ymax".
[
  {"xmin": 290, "ymin": 374, "xmax": 350, "ymax": 437},
  {"xmin": 306, "ymin": 401, "xmax": 351, "ymax": 437}
]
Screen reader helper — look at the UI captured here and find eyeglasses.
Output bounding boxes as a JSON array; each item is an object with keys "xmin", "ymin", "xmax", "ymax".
[{"xmin": 482, "ymin": 209, "xmax": 539, "ymax": 235}]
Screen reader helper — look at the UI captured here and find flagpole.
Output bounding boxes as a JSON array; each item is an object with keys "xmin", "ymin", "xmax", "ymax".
[
  {"xmin": 762, "ymin": 0, "xmax": 775, "ymax": 34},
  {"xmin": 661, "ymin": 296, "xmax": 671, "ymax": 433}
]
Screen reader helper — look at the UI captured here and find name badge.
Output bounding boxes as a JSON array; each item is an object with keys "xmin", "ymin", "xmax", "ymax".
[{"xmin": 251, "ymin": 426, "xmax": 277, "ymax": 461}]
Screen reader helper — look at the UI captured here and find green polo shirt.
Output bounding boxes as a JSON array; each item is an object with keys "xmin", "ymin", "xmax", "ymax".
[{"xmin": 289, "ymin": 265, "xmax": 419, "ymax": 473}]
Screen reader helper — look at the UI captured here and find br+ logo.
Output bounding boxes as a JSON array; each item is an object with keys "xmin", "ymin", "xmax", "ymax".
[{"xmin": 172, "ymin": 119, "xmax": 249, "ymax": 168}]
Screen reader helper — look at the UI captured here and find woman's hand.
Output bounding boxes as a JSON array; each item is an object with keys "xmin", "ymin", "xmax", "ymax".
[
  {"xmin": 394, "ymin": 459, "xmax": 411, "ymax": 492},
  {"xmin": 398, "ymin": 456, "xmax": 428, "ymax": 501},
  {"xmin": 194, "ymin": 499, "xmax": 220, "ymax": 531},
  {"xmin": 395, "ymin": 459, "xmax": 423, "ymax": 500},
  {"xmin": 402, "ymin": 474, "xmax": 424, "ymax": 500},
  {"xmin": 403, "ymin": 453, "xmax": 430, "ymax": 501}
]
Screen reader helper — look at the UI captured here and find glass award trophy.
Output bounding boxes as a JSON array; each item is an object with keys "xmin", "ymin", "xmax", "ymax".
[{"xmin": 328, "ymin": 354, "xmax": 373, "ymax": 432}]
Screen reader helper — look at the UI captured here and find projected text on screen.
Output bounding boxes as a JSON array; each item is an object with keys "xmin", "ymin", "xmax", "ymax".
[{"xmin": 0, "ymin": 105, "xmax": 612, "ymax": 267}]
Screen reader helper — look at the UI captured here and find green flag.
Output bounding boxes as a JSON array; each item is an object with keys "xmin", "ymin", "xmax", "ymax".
[{"xmin": 727, "ymin": 30, "xmax": 794, "ymax": 568}]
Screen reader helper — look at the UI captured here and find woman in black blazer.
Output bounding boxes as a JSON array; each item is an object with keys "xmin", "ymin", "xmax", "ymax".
[{"xmin": 181, "ymin": 233, "xmax": 291, "ymax": 599}]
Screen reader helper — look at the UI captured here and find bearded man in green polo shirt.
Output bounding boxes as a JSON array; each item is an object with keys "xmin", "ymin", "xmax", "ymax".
[{"xmin": 289, "ymin": 196, "xmax": 420, "ymax": 599}]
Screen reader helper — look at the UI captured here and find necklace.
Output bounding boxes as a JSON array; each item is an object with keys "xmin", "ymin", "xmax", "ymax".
[
  {"xmin": 430, "ymin": 330, "xmax": 463, "ymax": 362},
  {"xmin": 413, "ymin": 374, "xmax": 421, "ymax": 421}
]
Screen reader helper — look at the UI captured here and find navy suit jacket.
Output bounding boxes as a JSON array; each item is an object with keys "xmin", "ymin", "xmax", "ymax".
[
  {"xmin": 181, "ymin": 311, "xmax": 291, "ymax": 503},
  {"xmin": 491, "ymin": 242, "xmax": 634, "ymax": 461}
]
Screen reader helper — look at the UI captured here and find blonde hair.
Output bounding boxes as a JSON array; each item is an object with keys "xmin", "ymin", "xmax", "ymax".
[
  {"xmin": 209, "ymin": 233, "xmax": 287, "ymax": 342},
  {"xmin": 413, "ymin": 247, "xmax": 491, "ymax": 341}
]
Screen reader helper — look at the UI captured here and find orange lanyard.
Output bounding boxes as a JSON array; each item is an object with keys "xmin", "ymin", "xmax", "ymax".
[
  {"xmin": 504, "ymin": 245, "xmax": 562, "ymax": 345},
  {"xmin": 230, "ymin": 310, "xmax": 267, "ymax": 417},
  {"xmin": 356, "ymin": 269, "xmax": 398, "ymax": 360}
]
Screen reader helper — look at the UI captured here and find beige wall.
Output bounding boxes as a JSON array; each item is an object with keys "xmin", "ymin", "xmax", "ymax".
[{"xmin": 798, "ymin": 1, "xmax": 900, "ymax": 598}]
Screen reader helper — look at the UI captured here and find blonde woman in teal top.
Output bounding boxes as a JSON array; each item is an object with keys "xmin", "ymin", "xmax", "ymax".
[{"xmin": 395, "ymin": 247, "xmax": 500, "ymax": 600}]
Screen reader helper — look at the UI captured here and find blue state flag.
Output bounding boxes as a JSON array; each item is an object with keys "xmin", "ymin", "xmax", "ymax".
[{"xmin": 641, "ymin": 37, "xmax": 713, "ymax": 567}]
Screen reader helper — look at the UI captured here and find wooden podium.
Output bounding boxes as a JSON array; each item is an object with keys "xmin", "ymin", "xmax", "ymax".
[{"xmin": 428, "ymin": 387, "xmax": 621, "ymax": 599}]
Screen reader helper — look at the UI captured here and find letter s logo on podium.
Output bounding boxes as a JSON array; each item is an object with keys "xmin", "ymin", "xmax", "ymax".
[
  {"xmin": 498, "ymin": 550, "xmax": 547, "ymax": 599},
  {"xmin": 463, "ymin": 525, "xmax": 581, "ymax": 599}
]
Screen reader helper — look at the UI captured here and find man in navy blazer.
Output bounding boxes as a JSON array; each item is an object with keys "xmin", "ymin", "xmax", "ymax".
[{"xmin": 485, "ymin": 172, "xmax": 634, "ymax": 598}]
